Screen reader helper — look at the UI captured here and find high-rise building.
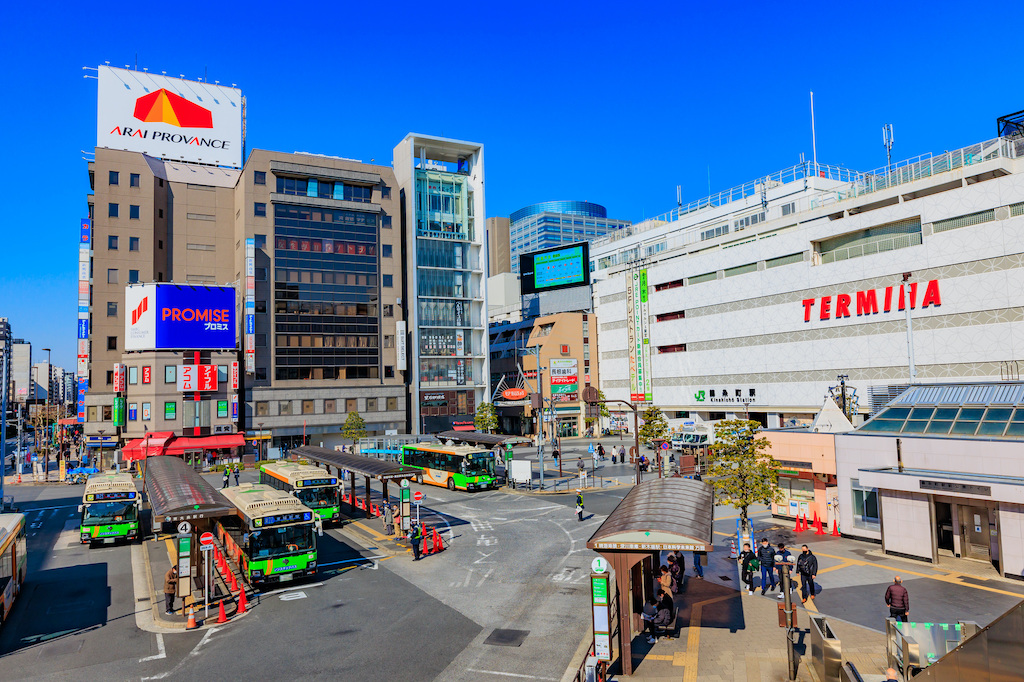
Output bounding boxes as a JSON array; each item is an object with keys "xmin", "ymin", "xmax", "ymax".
[
  {"xmin": 394, "ymin": 135, "xmax": 487, "ymax": 433},
  {"xmin": 486, "ymin": 216, "xmax": 511, "ymax": 276},
  {"xmin": 509, "ymin": 201, "xmax": 629, "ymax": 274}
]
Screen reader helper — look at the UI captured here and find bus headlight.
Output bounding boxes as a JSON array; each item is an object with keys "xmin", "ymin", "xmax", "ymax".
[
  {"xmin": 252, "ymin": 570, "xmax": 263, "ymax": 578},
  {"xmin": 81, "ymin": 533, "xmax": 91, "ymax": 542},
  {"xmin": 308, "ymin": 561, "xmax": 316, "ymax": 570}
]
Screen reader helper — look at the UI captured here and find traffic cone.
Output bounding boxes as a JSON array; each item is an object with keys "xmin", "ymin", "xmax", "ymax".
[
  {"xmin": 216, "ymin": 599, "xmax": 227, "ymax": 624},
  {"xmin": 831, "ymin": 520, "xmax": 840, "ymax": 537},
  {"xmin": 229, "ymin": 571, "xmax": 238, "ymax": 592},
  {"xmin": 236, "ymin": 588, "xmax": 248, "ymax": 615},
  {"xmin": 814, "ymin": 516, "xmax": 826, "ymax": 535},
  {"xmin": 729, "ymin": 539, "xmax": 738, "ymax": 559},
  {"xmin": 434, "ymin": 528, "xmax": 443, "ymax": 553},
  {"xmin": 793, "ymin": 515, "xmax": 802, "ymax": 532},
  {"xmin": 803, "ymin": 513, "xmax": 809, "ymax": 532},
  {"xmin": 186, "ymin": 605, "xmax": 198, "ymax": 629}
]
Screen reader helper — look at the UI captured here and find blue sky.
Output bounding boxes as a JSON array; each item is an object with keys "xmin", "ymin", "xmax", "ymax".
[{"xmin": 0, "ymin": 1, "xmax": 1016, "ymax": 370}]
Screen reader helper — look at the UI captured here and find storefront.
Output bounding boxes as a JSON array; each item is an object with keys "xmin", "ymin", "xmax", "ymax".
[{"xmin": 762, "ymin": 425, "xmax": 842, "ymax": 526}]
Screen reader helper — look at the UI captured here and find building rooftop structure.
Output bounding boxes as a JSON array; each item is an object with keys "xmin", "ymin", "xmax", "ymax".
[{"xmin": 857, "ymin": 383, "xmax": 1024, "ymax": 439}]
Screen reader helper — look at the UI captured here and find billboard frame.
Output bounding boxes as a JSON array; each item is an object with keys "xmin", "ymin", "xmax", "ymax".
[{"xmin": 519, "ymin": 242, "xmax": 591, "ymax": 296}]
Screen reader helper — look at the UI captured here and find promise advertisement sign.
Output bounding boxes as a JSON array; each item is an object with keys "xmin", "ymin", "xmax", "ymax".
[
  {"xmin": 96, "ymin": 66, "xmax": 242, "ymax": 168},
  {"xmin": 125, "ymin": 284, "xmax": 236, "ymax": 351}
]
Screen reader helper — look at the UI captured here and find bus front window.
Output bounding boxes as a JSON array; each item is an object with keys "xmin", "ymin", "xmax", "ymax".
[
  {"xmin": 249, "ymin": 524, "xmax": 315, "ymax": 558},
  {"xmin": 464, "ymin": 454, "xmax": 495, "ymax": 478},
  {"xmin": 83, "ymin": 502, "xmax": 137, "ymax": 525},
  {"xmin": 296, "ymin": 486, "xmax": 339, "ymax": 509}
]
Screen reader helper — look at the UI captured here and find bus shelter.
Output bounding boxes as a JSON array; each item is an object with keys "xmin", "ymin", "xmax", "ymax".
[
  {"xmin": 586, "ymin": 478, "xmax": 714, "ymax": 676},
  {"xmin": 291, "ymin": 446, "xmax": 419, "ymax": 519},
  {"xmin": 144, "ymin": 454, "xmax": 235, "ymax": 525}
]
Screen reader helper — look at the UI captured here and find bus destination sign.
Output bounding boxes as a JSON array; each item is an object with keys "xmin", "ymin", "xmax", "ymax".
[
  {"xmin": 254, "ymin": 511, "xmax": 313, "ymax": 528},
  {"xmin": 299, "ymin": 478, "xmax": 337, "ymax": 487},
  {"xmin": 86, "ymin": 492, "xmax": 137, "ymax": 501}
]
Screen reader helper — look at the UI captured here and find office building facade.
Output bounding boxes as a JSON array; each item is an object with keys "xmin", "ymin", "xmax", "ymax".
[{"xmin": 509, "ymin": 201, "xmax": 629, "ymax": 274}]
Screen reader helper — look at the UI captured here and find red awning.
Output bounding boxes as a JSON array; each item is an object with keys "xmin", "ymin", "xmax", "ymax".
[
  {"xmin": 58, "ymin": 418, "xmax": 79, "ymax": 425},
  {"xmin": 122, "ymin": 432, "xmax": 177, "ymax": 461},
  {"xmin": 164, "ymin": 434, "xmax": 245, "ymax": 456}
]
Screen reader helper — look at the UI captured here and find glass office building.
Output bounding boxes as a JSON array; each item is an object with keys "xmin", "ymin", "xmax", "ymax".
[{"xmin": 509, "ymin": 201, "xmax": 629, "ymax": 273}]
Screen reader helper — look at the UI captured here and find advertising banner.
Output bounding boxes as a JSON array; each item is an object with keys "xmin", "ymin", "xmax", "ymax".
[
  {"xmin": 113, "ymin": 364, "xmax": 126, "ymax": 393},
  {"xmin": 456, "ymin": 359, "xmax": 466, "ymax": 386},
  {"xmin": 550, "ymin": 358, "xmax": 578, "ymax": 375},
  {"xmin": 177, "ymin": 365, "xmax": 218, "ymax": 392},
  {"xmin": 80, "ymin": 218, "xmax": 91, "ymax": 244},
  {"xmin": 142, "ymin": 366, "xmax": 151, "ymax": 384},
  {"xmin": 230, "ymin": 361, "xmax": 239, "ymax": 390},
  {"xmin": 112, "ymin": 396, "xmax": 126, "ymax": 427},
  {"xmin": 76, "ymin": 378, "xmax": 88, "ymax": 423},
  {"xmin": 78, "ymin": 318, "xmax": 89, "ymax": 340},
  {"xmin": 96, "ymin": 66, "xmax": 242, "ymax": 168},
  {"xmin": 627, "ymin": 268, "xmax": 653, "ymax": 402},
  {"xmin": 245, "ymin": 239, "xmax": 256, "ymax": 373},
  {"xmin": 125, "ymin": 284, "xmax": 237, "ymax": 351},
  {"xmin": 396, "ymin": 320, "xmax": 407, "ymax": 366},
  {"xmin": 551, "ymin": 383, "xmax": 579, "ymax": 394}
]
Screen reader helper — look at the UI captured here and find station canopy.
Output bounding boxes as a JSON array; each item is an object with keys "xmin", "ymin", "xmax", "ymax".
[
  {"xmin": 144, "ymin": 455, "xmax": 235, "ymax": 523},
  {"xmin": 587, "ymin": 478, "xmax": 714, "ymax": 552},
  {"xmin": 291, "ymin": 445, "xmax": 420, "ymax": 481},
  {"xmin": 434, "ymin": 431, "xmax": 532, "ymax": 447},
  {"xmin": 858, "ymin": 382, "xmax": 1024, "ymax": 439}
]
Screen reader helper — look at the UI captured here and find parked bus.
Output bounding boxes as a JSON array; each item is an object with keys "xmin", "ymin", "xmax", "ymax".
[
  {"xmin": 0, "ymin": 514, "xmax": 27, "ymax": 624},
  {"xmin": 258, "ymin": 462, "xmax": 342, "ymax": 522},
  {"xmin": 399, "ymin": 443, "xmax": 497, "ymax": 491},
  {"xmin": 216, "ymin": 484, "xmax": 318, "ymax": 585},
  {"xmin": 79, "ymin": 473, "xmax": 140, "ymax": 545}
]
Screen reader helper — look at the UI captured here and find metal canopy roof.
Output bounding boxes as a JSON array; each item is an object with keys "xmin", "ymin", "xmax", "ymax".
[
  {"xmin": 144, "ymin": 455, "xmax": 235, "ymax": 523},
  {"xmin": 435, "ymin": 431, "xmax": 532, "ymax": 447},
  {"xmin": 291, "ymin": 446, "xmax": 419, "ymax": 481},
  {"xmin": 587, "ymin": 478, "xmax": 714, "ymax": 552},
  {"xmin": 859, "ymin": 382, "xmax": 1024, "ymax": 440}
]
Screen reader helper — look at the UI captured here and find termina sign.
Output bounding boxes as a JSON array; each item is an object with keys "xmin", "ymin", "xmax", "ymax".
[
  {"xmin": 802, "ymin": 279, "xmax": 941, "ymax": 322},
  {"xmin": 125, "ymin": 284, "xmax": 236, "ymax": 351}
]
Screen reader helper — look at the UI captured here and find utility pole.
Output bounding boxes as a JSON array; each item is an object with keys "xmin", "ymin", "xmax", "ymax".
[
  {"xmin": 902, "ymin": 273, "xmax": 917, "ymax": 382},
  {"xmin": 43, "ymin": 348, "xmax": 51, "ymax": 482},
  {"xmin": 883, "ymin": 124, "xmax": 894, "ymax": 175},
  {"xmin": 837, "ymin": 374, "xmax": 849, "ymax": 419}
]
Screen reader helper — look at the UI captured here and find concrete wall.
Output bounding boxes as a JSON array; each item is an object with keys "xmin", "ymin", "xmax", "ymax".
[{"xmin": 880, "ymin": 489, "xmax": 933, "ymax": 561}]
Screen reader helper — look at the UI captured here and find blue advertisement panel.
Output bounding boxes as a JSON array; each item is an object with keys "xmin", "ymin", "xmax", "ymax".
[
  {"xmin": 78, "ymin": 318, "xmax": 89, "ymax": 340},
  {"xmin": 77, "ymin": 378, "xmax": 88, "ymax": 423},
  {"xmin": 124, "ymin": 284, "xmax": 237, "ymax": 351},
  {"xmin": 80, "ymin": 218, "xmax": 91, "ymax": 244}
]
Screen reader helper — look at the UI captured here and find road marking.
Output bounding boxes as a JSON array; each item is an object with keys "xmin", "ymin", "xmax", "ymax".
[
  {"xmin": 465, "ymin": 669, "xmax": 558, "ymax": 681},
  {"xmin": 279, "ymin": 591, "xmax": 307, "ymax": 601},
  {"xmin": 139, "ymin": 633, "xmax": 166, "ymax": 662},
  {"xmin": 318, "ymin": 555, "xmax": 386, "ymax": 568},
  {"xmin": 259, "ymin": 582, "xmax": 323, "ymax": 598},
  {"xmin": 475, "ymin": 567, "xmax": 495, "ymax": 587},
  {"xmin": 141, "ymin": 627, "xmax": 221, "ymax": 680},
  {"xmin": 20, "ymin": 504, "xmax": 78, "ymax": 513},
  {"xmin": 816, "ymin": 560, "xmax": 854, "ymax": 575}
]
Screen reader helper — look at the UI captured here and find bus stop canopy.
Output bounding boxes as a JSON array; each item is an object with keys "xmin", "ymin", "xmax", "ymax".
[
  {"xmin": 144, "ymin": 455, "xmax": 235, "ymax": 523},
  {"xmin": 587, "ymin": 477, "xmax": 714, "ymax": 552},
  {"xmin": 435, "ymin": 431, "xmax": 531, "ymax": 447},
  {"xmin": 291, "ymin": 446, "xmax": 419, "ymax": 481}
]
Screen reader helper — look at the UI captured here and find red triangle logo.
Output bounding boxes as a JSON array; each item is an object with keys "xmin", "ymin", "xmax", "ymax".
[{"xmin": 133, "ymin": 89, "xmax": 213, "ymax": 129}]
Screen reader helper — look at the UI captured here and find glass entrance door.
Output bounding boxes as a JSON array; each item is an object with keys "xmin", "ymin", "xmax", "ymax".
[{"xmin": 960, "ymin": 505, "xmax": 991, "ymax": 560}]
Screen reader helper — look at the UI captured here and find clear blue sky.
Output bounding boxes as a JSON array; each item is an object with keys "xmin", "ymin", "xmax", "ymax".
[{"xmin": 0, "ymin": 1, "xmax": 1016, "ymax": 371}]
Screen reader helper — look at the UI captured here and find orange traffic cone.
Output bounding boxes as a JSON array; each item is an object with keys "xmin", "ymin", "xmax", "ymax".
[
  {"xmin": 814, "ymin": 516, "xmax": 826, "ymax": 535},
  {"xmin": 236, "ymin": 588, "xmax": 248, "ymax": 615},
  {"xmin": 794, "ymin": 515, "xmax": 802, "ymax": 532},
  {"xmin": 229, "ymin": 571, "xmax": 238, "ymax": 592},
  {"xmin": 434, "ymin": 528, "xmax": 443, "ymax": 553},
  {"xmin": 803, "ymin": 513, "xmax": 809, "ymax": 532},
  {"xmin": 216, "ymin": 599, "xmax": 228, "ymax": 624},
  {"xmin": 831, "ymin": 520, "xmax": 840, "ymax": 537},
  {"xmin": 186, "ymin": 605, "xmax": 198, "ymax": 629}
]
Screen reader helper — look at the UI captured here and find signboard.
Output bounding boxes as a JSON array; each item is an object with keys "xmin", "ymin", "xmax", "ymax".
[
  {"xmin": 396, "ymin": 320, "xmax": 407, "ymax": 366},
  {"xmin": 550, "ymin": 358, "xmax": 578, "ymax": 395},
  {"xmin": 591, "ymin": 573, "xmax": 612, "ymax": 662},
  {"xmin": 112, "ymin": 364, "xmax": 126, "ymax": 392},
  {"xmin": 199, "ymin": 532, "xmax": 214, "ymax": 546},
  {"xmin": 112, "ymin": 397, "xmax": 126, "ymax": 426},
  {"xmin": 177, "ymin": 365, "xmax": 218, "ymax": 392},
  {"xmin": 97, "ymin": 66, "xmax": 242, "ymax": 168},
  {"xmin": 627, "ymin": 268, "xmax": 653, "ymax": 402},
  {"xmin": 79, "ymin": 219, "xmax": 91, "ymax": 379},
  {"xmin": 519, "ymin": 242, "xmax": 591, "ymax": 295},
  {"xmin": 142, "ymin": 366, "xmax": 151, "ymax": 384},
  {"xmin": 501, "ymin": 388, "xmax": 527, "ymax": 401},
  {"xmin": 245, "ymin": 239, "xmax": 256, "ymax": 373},
  {"xmin": 230, "ymin": 361, "xmax": 239, "ymax": 390},
  {"xmin": 125, "ymin": 284, "xmax": 236, "ymax": 351},
  {"xmin": 76, "ymin": 378, "xmax": 88, "ymax": 423}
]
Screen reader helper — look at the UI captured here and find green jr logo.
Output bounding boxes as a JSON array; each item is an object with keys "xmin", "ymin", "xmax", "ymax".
[{"xmin": 694, "ymin": 390, "xmax": 706, "ymax": 402}]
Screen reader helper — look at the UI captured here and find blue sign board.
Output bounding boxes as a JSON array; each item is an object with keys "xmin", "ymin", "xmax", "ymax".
[
  {"xmin": 245, "ymin": 314, "xmax": 255, "ymax": 335},
  {"xmin": 80, "ymin": 218, "xmax": 91, "ymax": 244},
  {"xmin": 127, "ymin": 284, "xmax": 237, "ymax": 351},
  {"xmin": 128, "ymin": 404, "xmax": 138, "ymax": 421},
  {"xmin": 77, "ymin": 378, "xmax": 88, "ymax": 423},
  {"xmin": 78, "ymin": 318, "xmax": 89, "ymax": 339}
]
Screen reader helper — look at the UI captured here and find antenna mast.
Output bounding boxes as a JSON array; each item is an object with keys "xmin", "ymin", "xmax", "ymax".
[{"xmin": 882, "ymin": 124, "xmax": 894, "ymax": 175}]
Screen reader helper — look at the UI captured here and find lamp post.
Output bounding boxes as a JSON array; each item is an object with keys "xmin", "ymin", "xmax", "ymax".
[
  {"xmin": 97, "ymin": 428, "xmax": 106, "ymax": 471},
  {"xmin": 42, "ymin": 348, "xmax": 51, "ymax": 481},
  {"xmin": 257, "ymin": 422, "xmax": 264, "ymax": 462},
  {"xmin": 776, "ymin": 552, "xmax": 798, "ymax": 680}
]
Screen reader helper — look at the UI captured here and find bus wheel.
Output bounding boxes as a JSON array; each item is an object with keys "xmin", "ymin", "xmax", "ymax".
[
  {"xmin": 416, "ymin": 473, "xmax": 423, "ymax": 485},
  {"xmin": 447, "ymin": 477, "xmax": 456, "ymax": 491}
]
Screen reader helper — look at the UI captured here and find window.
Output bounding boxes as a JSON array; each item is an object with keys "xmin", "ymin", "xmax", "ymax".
[
  {"xmin": 781, "ymin": 202, "xmax": 796, "ymax": 216},
  {"xmin": 655, "ymin": 278, "xmax": 684, "ymax": 292},
  {"xmin": 657, "ymin": 343, "xmax": 687, "ymax": 353},
  {"xmin": 254, "ymin": 234, "xmax": 267, "ymax": 248},
  {"xmin": 382, "ymin": 215, "xmax": 392, "ymax": 228},
  {"xmin": 733, "ymin": 211, "xmax": 765, "ymax": 231},
  {"xmin": 383, "ymin": 335, "xmax": 394, "ymax": 348},
  {"xmin": 256, "ymin": 401, "xmax": 269, "ymax": 416},
  {"xmin": 851, "ymin": 479, "xmax": 879, "ymax": 530},
  {"xmin": 256, "ymin": 334, "xmax": 267, "ymax": 347},
  {"xmin": 105, "ymin": 370, "xmax": 113, "ymax": 385},
  {"xmin": 129, "ymin": 205, "xmax": 140, "ymax": 219},
  {"xmin": 128, "ymin": 270, "xmax": 139, "ymax": 284},
  {"xmin": 387, "ymin": 397, "xmax": 398, "ymax": 411},
  {"xmin": 256, "ymin": 368, "xmax": 267, "ymax": 381},
  {"xmin": 344, "ymin": 185, "xmax": 372, "ymax": 203},
  {"xmin": 128, "ymin": 403, "xmax": 138, "ymax": 421},
  {"xmin": 164, "ymin": 365, "xmax": 176, "ymax": 383},
  {"xmin": 381, "ymin": 185, "xmax": 391, "ymax": 199},
  {"xmin": 164, "ymin": 402, "xmax": 177, "ymax": 420},
  {"xmin": 383, "ymin": 275, "xmax": 393, "ymax": 287},
  {"xmin": 217, "ymin": 400, "xmax": 229, "ymax": 418},
  {"xmin": 383, "ymin": 305, "xmax": 393, "ymax": 317},
  {"xmin": 385, "ymin": 366, "xmax": 394, "ymax": 378},
  {"xmin": 346, "ymin": 399, "xmax": 357, "ymax": 413},
  {"xmin": 87, "ymin": 406, "xmax": 98, "ymax": 422},
  {"xmin": 158, "ymin": 209, "xmax": 164, "ymax": 219},
  {"xmin": 254, "ymin": 202, "xmax": 267, "ymax": 217},
  {"xmin": 108, "ymin": 235, "xmax": 119, "ymax": 250},
  {"xmin": 324, "ymin": 399, "xmax": 336, "ymax": 413},
  {"xmin": 656, "ymin": 310, "xmax": 685, "ymax": 322},
  {"xmin": 700, "ymin": 224, "xmax": 728, "ymax": 241},
  {"xmin": 254, "ymin": 171, "xmax": 266, "ymax": 185},
  {"xmin": 217, "ymin": 365, "xmax": 228, "ymax": 383},
  {"xmin": 107, "ymin": 336, "xmax": 117, "ymax": 351},
  {"xmin": 128, "ymin": 366, "xmax": 138, "ymax": 385},
  {"xmin": 102, "ymin": 406, "xmax": 112, "ymax": 421},
  {"xmin": 129, "ymin": 237, "xmax": 140, "ymax": 251},
  {"xmin": 108, "ymin": 203, "xmax": 119, "ymax": 218},
  {"xmin": 382, "ymin": 244, "xmax": 393, "ymax": 258},
  {"xmin": 107, "ymin": 269, "xmax": 118, "ymax": 284},
  {"xmin": 255, "ymin": 267, "xmax": 268, "ymax": 282},
  {"xmin": 130, "ymin": 173, "xmax": 140, "ymax": 187},
  {"xmin": 255, "ymin": 301, "xmax": 267, "ymax": 313},
  {"xmin": 158, "ymin": 178, "xmax": 163, "ymax": 187},
  {"xmin": 279, "ymin": 400, "xmax": 293, "ymax": 415},
  {"xmin": 109, "ymin": 171, "xmax": 119, "ymax": 185},
  {"xmin": 107, "ymin": 301, "xmax": 118, "ymax": 317},
  {"xmin": 366, "ymin": 398, "xmax": 377, "ymax": 412}
]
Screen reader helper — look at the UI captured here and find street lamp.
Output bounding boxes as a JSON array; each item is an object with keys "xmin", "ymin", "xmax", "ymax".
[
  {"xmin": 257, "ymin": 422, "xmax": 264, "ymax": 462},
  {"xmin": 97, "ymin": 428, "xmax": 106, "ymax": 471},
  {"xmin": 42, "ymin": 348, "xmax": 51, "ymax": 481}
]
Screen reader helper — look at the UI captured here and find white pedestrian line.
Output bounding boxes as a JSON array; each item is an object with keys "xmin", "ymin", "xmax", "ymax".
[
  {"xmin": 139, "ymin": 633, "xmax": 166, "ymax": 662},
  {"xmin": 466, "ymin": 669, "xmax": 559, "ymax": 681}
]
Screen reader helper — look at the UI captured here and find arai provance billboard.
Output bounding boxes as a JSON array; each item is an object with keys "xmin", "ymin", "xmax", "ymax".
[
  {"xmin": 97, "ymin": 66, "xmax": 242, "ymax": 168},
  {"xmin": 125, "ymin": 284, "xmax": 236, "ymax": 351}
]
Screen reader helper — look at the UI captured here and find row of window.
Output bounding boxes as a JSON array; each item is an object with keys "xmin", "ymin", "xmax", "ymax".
[
  {"xmin": 109, "ymin": 171, "xmax": 141, "ymax": 187},
  {"xmin": 101, "ymin": 363, "xmax": 233, "ymax": 387},
  {"xmin": 107, "ymin": 236, "xmax": 141, "ymax": 251},
  {"xmin": 274, "ymin": 366, "xmax": 388, "ymax": 381},
  {"xmin": 253, "ymin": 395, "xmax": 399, "ymax": 417},
  {"xmin": 108, "ymin": 203, "xmax": 141, "ymax": 219},
  {"xmin": 106, "ymin": 269, "xmax": 140, "ymax": 285},
  {"xmin": 275, "ymin": 176, "xmax": 378, "ymax": 203},
  {"xmin": 86, "ymin": 399, "xmax": 230, "ymax": 423}
]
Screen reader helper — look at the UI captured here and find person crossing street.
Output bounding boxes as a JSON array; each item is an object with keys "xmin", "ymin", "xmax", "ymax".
[
  {"xmin": 797, "ymin": 545, "xmax": 818, "ymax": 603},
  {"xmin": 756, "ymin": 538, "xmax": 777, "ymax": 594},
  {"xmin": 222, "ymin": 468, "xmax": 230, "ymax": 489}
]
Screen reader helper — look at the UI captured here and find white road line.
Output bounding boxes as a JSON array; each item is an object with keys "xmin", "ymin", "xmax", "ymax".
[
  {"xmin": 318, "ymin": 555, "xmax": 386, "ymax": 568},
  {"xmin": 139, "ymin": 633, "xmax": 166, "ymax": 662},
  {"xmin": 141, "ymin": 627, "xmax": 221, "ymax": 680},
  {"xmin": 258, "ymin": 582, "xmax": 324, "ymax": 598},
  {"xmin": 466, "ymin": 669, "xmax": 558, "ymax": 681},
  {"xmin": 21, "ymin": 504, "xmax": 78, "ymax": 513},
  {"xmin": 475, "ymin": 567, "xmax": 494, "ymax": 587}
]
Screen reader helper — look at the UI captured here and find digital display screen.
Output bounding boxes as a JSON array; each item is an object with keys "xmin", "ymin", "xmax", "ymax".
[
  {"xmin": 300, "ymin": 478, "xmax": 337, "ymax": 487},
  {"xmin": 254, "ymin": 511, "xmax": 313, "ymax": 528},
  {"xmin": 519, "ymin": 242, "xmax": 590, "ymax": 295},
  {"xmin": 86, "ymin": 492, "xmax": 136, "ymax": 501}
]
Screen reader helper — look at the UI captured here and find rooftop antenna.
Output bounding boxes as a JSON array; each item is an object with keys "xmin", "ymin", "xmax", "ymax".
[
  {"xmin": 676, "ymin": 184, "xmax": 682, "ymax": 208},
  {"xmin": 810, "ymin": 91, "xmax": 818, "ymax": 177},
  {"xmin": 761, "ymin": 178, "xmax": 768, "ymax": 211},
  {"xmin": 882, "ymin": 124, "xmax": 894, "ymax": 175}
]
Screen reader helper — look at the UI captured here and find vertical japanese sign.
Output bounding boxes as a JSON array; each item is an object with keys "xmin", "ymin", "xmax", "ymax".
[
  {"xmin": 626, "ymin": 268, "xmax": 652, "ymax": 402},
  {"xmin": 78, "ymin": 218, "xmax": 91, "ymax": 379},
  {"xmin": 245, "ymin": 238, "xmax": 256, "ymax": 373},
  {"xmin": 639, "ymin": 269, "xmax": 652, "ymax": 402},
  {"xmin": 395, "ymin": 320, "xmax": 407, "ymax": 366},
  {"xmin": 112, "ymin": 363, "xmax": 126, "ymax": 393},
  {"xmin": 76, "ymin": 378, "xmax": 88, "ymax": 423},
  {"xmin": 591, "ymin": 572, "xmax": 612, "ymax": 662}
]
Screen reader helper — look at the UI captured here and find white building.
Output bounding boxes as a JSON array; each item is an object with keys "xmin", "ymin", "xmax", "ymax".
[{"xmin": 592, "ymin": 135, "xmax": 1024, "ymax": 427}]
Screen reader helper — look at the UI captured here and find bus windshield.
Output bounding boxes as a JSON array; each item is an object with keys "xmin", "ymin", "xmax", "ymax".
[
  {"xmin": 464, "ymin": 453, "xmax": 494, "ymax": 478},
  {"xmin": 83, "ymin": 501, "xmax": 137, "ymax": 525},
  {"xmin": 296, "ymin": 486, "xmax": 338, "ymax": 509},
  {"xmin": 248, "ymin": 524, "xmax": 315, "ymax": 558}
]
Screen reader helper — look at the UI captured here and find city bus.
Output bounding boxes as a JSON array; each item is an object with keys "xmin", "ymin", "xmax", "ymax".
[
  {"xmin": 0, "ymin": 514, "xmax": 27, "ymax": 624},
  {"xmin": 216, "ymin": 484, "xmax": 318, "ymax": 585},
  {"xmin": 399, "ymin": 442, "xmax": 497, "ymax": 491},
  {"xmin": 79, "ymin": 473, "xmax": 140, "ymax": 545},
  {"xmin": 258, "ymin": 462, "xmax": 342, "ymax": 522}
]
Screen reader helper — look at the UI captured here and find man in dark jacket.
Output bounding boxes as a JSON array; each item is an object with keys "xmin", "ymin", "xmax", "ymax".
[
  {"xmin": 642, "ymin": 596, "xmax": 672, "ymax": 643},
  {"xmin": 163, "ymin": 565, "xmax": 178, "ymax": 615},
  {"xmin": 756, "ymin": 538, "xmax": 777, "ymax": 595},
  {"xmin": 796, "ymin": 545, "xmax": 818, "ymax": 603},
  {"xmin": 884, "ymin": 576, "xmax": 910, "ymax": 622},
  {"xmin": 739, "ymin": 542, "xmax": 757, "ymax": 595}
]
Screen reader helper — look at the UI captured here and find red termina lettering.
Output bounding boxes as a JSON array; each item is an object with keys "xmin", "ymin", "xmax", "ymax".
[
  {"xmin": 883, "ymin": 286, "xmax": 894, "ymax": 312},
  {"xmin": 921, "ymin": 279, "xmax": 942, "ymax": 308},
  {"xmin": 856, "ymin": 289, "xmax": 879, "ymax": 315},
  {"xmin": 819, "ymin": 296, "xmax": 832, "ymax": 320},
  {"xmin": 802, "ymin": 298, "xmax": 815, "ymax": 322},
  {"xmin": 836, "ymin": 294, "xmax": 851, "ymax": 318}
]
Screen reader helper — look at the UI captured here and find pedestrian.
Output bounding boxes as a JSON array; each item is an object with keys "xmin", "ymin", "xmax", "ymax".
[
  {"xmin": 552, "ymin": 448, "xmax": 559, "ymax": 466},
  {"xmin": 597, "ymin": 443, "xmax": 605, "ymax": 460},
  {"xmin": 233, "ymin": 463, "xmax": 240, "ymax": 486},
  {"xmin": 410, "ymin": 522, "xmax": 423, "ymax": 560},
  {"xmin": 756, "ymin": 538, "xmax": 777, "ymax": 594},
  {"xmin": 775, "ymin": 542, "xmax": 793, "ymax": 599},
  {"xmin": 383, "ymin": 503, "xmax": 395, "ymax": 536},
  {"xmin": 692, "ymin": 550, "xmax": 704, "ymax": 579},
  {"xmin": 642, "ymin": 596, "xmax": 672, "ymax": 644},
  {"xmin": 796, "ymin": 545, "xmax": 818, "ymax": 603},
  {"xmin": 659, "ymin": 565, "xmax": 674, "ymax": 594},
  {"xmin": 577, "ymin": 458, "xmax": 585, "ymax": 477},
  {"xmin": 667, "ymin": 555, "xmax": 681, "ymax": 592},
  {"xmin": 884, "ymin": 668, "xmax": 899, "ymax": 681},
  {"xmin": 884, "ymin": 576, "xmax": 910, "ymax": 622},
  {"xmin": 163, "ymin": 565, "xmax": 178, "ymax": 615},
  {"xmin": 222, "ymin": 468, "xmax": 230, "ymax": 489},
  {"xmin": 576, "ymin": 489, "xmax": 585, "ymax": 521},
  {"xmin": 739, "ymin": 542, "xmax": 757, "ymax": 595}
]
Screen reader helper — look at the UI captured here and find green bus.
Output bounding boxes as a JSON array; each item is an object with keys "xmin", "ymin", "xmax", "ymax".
[
  {"xmin": 399, "ymin": 442, "xmax": 497, "ymax": 491},
  {"xmin": 0, "ymin": 514, "xmax": 27, "ymax": 624},
  {"xmin": 258, "ymin": 462, "xmax": 342, "ymax": 523},
  {"xmin": 216, "ymin": 483, "xmax": 318, "ymax": 586},
  {"xmin": 79, "ymin": 473, "xmax": 140, "ymax": 545}
]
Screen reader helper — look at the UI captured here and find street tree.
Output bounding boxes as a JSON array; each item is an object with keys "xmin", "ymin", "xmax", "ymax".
[
  {"xmin": 341, "ymin": 411, "xmax": 367, "ymax": 446},
  {"xmin": 475, "ymin": 401, "xmax": 498, "ymax": 433},
  {"xmin": 707, "ymin": 419, "xmax": 782, "ymax": 530},
  {"xmin": 638, "ymin": 405, "xmax": 669, "ymax": 444}
]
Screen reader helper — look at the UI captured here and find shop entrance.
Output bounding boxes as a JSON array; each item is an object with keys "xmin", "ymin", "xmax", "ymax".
[
  {"xmin": 556, "ymin": 417, "xmax": 578, "ymax": 438},
  {"xmin": 960, "ymin": 505, "xmax": 993, "ymax": 561},
  {"xmin": 935, "ymin": 501, "xmax": 955, "ymax": 555}
]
